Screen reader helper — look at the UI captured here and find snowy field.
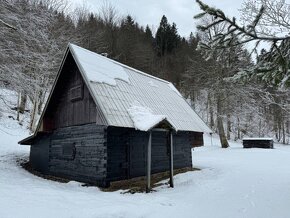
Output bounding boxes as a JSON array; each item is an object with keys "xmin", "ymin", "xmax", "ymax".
[
  {"xmin": 0, "ymin": 88, "xmax": 290, "ymax": 218},
  {"xmin": 1, "ymin": 122, "xmax": 290, "ymax": 218}
]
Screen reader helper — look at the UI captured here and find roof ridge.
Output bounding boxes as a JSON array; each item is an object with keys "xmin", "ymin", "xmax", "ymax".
[{"xmin": 69, "ymin": 43, "xmax": 171, "ymax": 85}]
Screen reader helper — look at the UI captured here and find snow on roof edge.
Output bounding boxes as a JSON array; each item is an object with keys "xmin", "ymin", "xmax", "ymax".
[
  {"xmin": 243, "ymin": 138, "xmax": 273, "ymax": 140},
  {"xmin": 168, "ymin": 82, "xmax": 182, "ymax": 97},
  {"xmin": 69, "ymin": 44, "xmax": 130, "ymax": 86},
  {"xmin": 127, "ymin": 101, "xmax": 177, "ymax": 131},
  {"xmin": 69, "ymin": 43, "xmax": 170, "ymax": 85}
]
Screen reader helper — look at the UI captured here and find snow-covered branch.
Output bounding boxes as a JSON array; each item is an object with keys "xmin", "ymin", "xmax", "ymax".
[{"xmin": 0, "ymin": 19, "xmax": 16, "ymax": 30}]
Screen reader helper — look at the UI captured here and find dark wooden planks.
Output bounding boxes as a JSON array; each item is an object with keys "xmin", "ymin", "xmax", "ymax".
[
  {"xmin": 48, "ymin": 124, "xmax": 108, "ymax": 186},
  {"xmin": 106, "ymin": 127, "xmax": 193, "ymax": 183},
  {"xmin": 106, "ymin": 127, "xmax": 130, "ymax": 181},
  {"xmin": 31, "ymin": 124, "xmax": 195, "ymax": 187},
  {"xmin": 151, "ymin": 131, "xmax": 169, "ymax": 173},
  {"xmin": 173, "ymin": 132, "xmax": 192, "ymax": 169},
  {"xmin": 29, "ymin": 133, "xmax": 50, "ymax": 174},
  {"xmin": 243, "ymin": 139, "xmax": 274, "ymax": 149},
  {"xmin": 42, "ymin": 53, "xmax": 106, "ymax": 131},
  {"xmin": 129, "ymin": 131, "xmax": 147, "ymax": 177},
  {"xmin": 190, "ymin": 132, "xmax": 204, "ymax": 147}
]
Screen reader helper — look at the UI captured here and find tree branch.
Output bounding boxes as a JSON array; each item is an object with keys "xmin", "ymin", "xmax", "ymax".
[
  {"xmin": 195, "ymin": 0, "xmax": 290, "ymax": 42},
  {"xmin": 0, "ymin": 19, "xmax": 17, "ymax": 30}
]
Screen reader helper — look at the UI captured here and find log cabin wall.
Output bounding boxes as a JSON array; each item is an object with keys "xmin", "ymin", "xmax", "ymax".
[
  {"xmin": 30, "ymin": 124, "xmax": 108, "ymax": 186},
  {"xmin": 106, "ymin": 127, "xmax": 131, "ymax": 181},
  {"xmin": 29, "ymin": 133, "xmax": 50, "ymax": 174},
  {"xmin": 173, "ymin": 132, "xmax": 193, "ymax": 168},
  {"xmin": 190, "ymin": 132, "xmax": 204, "ymax": 147},
  {"xmin": 106, "ymin": 127, "xmax": 193, "ymax": 183},
  {"xmin": 49, "ymin": 124, "xmax": 107, "ymax": 186}
]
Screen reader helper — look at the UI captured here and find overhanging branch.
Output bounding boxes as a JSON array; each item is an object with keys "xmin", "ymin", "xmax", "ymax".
[{"xmin": 0, "ymin": 19, "xmax": 17, "ymax": 30}]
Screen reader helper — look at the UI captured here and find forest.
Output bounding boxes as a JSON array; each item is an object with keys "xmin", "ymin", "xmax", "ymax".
[{"xmin": 1, "ymin": 0, "xmax": 289, "ymax": 146}]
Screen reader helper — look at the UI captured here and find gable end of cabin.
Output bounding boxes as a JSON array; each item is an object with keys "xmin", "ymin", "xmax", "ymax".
[{"xmin": 28, "ymin": 51, "xmax": 109, "ymax": 186}]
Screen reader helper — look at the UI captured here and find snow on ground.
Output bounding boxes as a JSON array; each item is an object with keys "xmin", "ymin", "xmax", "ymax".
[{"xmin": 1, "ymin": 97, "xmax": 290, "ymax": 218}]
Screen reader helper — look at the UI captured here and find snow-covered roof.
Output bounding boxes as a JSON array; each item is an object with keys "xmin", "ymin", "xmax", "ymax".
[{"xmin": 67, "ymin": 44, "xmax": 211, "ymax": 132}]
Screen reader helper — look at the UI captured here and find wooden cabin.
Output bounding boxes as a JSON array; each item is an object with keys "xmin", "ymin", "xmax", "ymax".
[
  {"xmin": 243, "ymin": 138, "xmax": 274, "ymax": 149},
  {"xmin": 19, "ymin": 44, "xmax": 211, "ymax": 189}
]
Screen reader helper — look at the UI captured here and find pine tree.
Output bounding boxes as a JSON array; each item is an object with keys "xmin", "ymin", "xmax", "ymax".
[{"xmin": 156, "ymin": 15, "xmax": 170, "ymax": 56}]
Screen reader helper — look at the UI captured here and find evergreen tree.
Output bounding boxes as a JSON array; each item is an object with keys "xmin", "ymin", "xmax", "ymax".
[
  {"xmin": 156, "ymin": 15, "xmax": 170, "ymax": 56},
  {"xmin": 145, "ymin": 25, "xmax": 153, "ymax": 40}
]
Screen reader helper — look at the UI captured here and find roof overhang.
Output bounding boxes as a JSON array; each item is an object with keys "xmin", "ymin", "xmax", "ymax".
[
  {"xmin": 18, "ymin": 132, "xmax": 50, "ymax": 145},
  {"xmin": 146, "ymin": 117, "xmax": 177, "ymax": 132}
]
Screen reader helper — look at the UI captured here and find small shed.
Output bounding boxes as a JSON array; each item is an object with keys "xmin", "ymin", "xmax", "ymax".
[
  {"xmin": 19, "ymin": 44, "xmax": 211, "ymax": 189},
  {"xmin": 243, "ymin": 138, "xmax": 274, "ymax": 149}
]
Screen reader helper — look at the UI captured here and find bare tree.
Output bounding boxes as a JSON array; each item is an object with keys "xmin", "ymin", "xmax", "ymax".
[{"xmin": 0, "ymin": 0, "xmax": 79, "ymax": 131}]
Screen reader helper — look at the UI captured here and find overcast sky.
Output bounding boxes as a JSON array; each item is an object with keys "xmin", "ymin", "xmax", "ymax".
[{"xmin": 73, "ymin": 0, "xmax": 245, "ymax": 37}]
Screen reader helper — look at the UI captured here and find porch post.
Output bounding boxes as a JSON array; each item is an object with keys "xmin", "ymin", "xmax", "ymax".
[
  {"xmin": 169, "ymin": 130, "xmax": 174, "ymax": 188},
  {"xmin": 146, "ymin": 130, "xmax": 152, "ymax": 193}
]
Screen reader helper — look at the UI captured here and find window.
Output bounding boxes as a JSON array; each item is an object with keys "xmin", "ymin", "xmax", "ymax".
[{"xmin": 70, "ymin": 84, "xmax": 83, "ymax": 101}]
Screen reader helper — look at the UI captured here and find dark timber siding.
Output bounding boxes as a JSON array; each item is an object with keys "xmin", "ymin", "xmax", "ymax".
[
  {"xmin": 107, "ymin": 128, "xmax": 131, "ymax": 181},
  {"xmin": 243, "ymin": 139, "xmax": 274, "ymax": 149},
  {"xmin": 173, "ymin": 132, "xmax": 192, "ymax": 168},
  {"xmin": 129, "ymin": 131, "xmax": 147, "ymax": 177},
  {"xmin": 106, "ymin": 127, "xmax": 192, "ymax": 182},
  {"xmin": 151, "ymin": 131, "xmax": 169, "ymax": 173},
  {"xmin": 30, "ymin": 133, "xmax": 50, "ymax": 174},
  {"xmin": 30, "ymin": 124, "xmax": 107, "ymax": 186},
  {"xmin": 190, "ymin": 132, "xmax": 204, "ymax": 147},
  {"xmin": 49, "ymin": 124, "xmax": 107, "ymax": 186},
  {"xmin": 42, "ymin": 52, "xmax": 106, "ymax": 131},
  {"xmin": 30, "ymin": 126, "xmax": 194, "ymax": 186}
]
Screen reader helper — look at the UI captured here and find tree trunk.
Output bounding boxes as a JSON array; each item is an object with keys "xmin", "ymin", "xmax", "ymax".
[
  {"xmin": 227, "ymin": 114, "xmax": 231, "ymax": 140},
  {"xmin": 217, "ymin": 116, "xmax": 229, "ymax": 148},
  {"xmin": 17, "ymin": 91, "xmax": 27, "ymax": 121},
  {"xmin": 237, "ymin": 117, "xmax": 240, "ymax": 140},
  {"xmin": 37, "ymin": 90, "xmax": 45, "ymax": 115},
  {"xmin": 217, "ymin": 94, "xmax": 229, "ymax": 148},
  {"xmin": 29, "ymin": 93, "xmax": 39, "ymax": 132},
  {"xmin": 282, "ymin": 120, "xmax": 286, "ymax": 144},
  {"xmin": 190, "ymin": 89, "xmax": 195, "ymax": 109},
  {"xmin": 16, "ymin": 93, "xmax": 21, "ymax": 121},
  {"xmin": 208, "ymin": 92, "xmax": 214, "ymax": 129},
  {"xmin": 19, "ymin": 92, "xmax": 27, "ymax": 113}
]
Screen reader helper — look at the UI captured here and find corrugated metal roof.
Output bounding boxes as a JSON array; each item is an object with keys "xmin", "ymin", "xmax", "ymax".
[{"xmin": 69, "ymin": 44, "xmax": 212, "ymax": 133}]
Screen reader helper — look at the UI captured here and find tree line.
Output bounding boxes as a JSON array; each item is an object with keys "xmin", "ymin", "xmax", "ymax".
[{"xmin": 0, "ymin": 0, "xmax": 289, "ymax": 145}]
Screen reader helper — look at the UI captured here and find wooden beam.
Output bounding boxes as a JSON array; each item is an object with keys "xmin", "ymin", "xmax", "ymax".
[
  {"xmin": 146, "ymin": 131, "xmax": 152, "ymax": 193},
  {"xmin": 151, "ymin": 128, "xmax": 169, "ymax": 132},
  {"xmin": 169, "ymin": 130, "xmax": 174, "ymax": 188}
]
